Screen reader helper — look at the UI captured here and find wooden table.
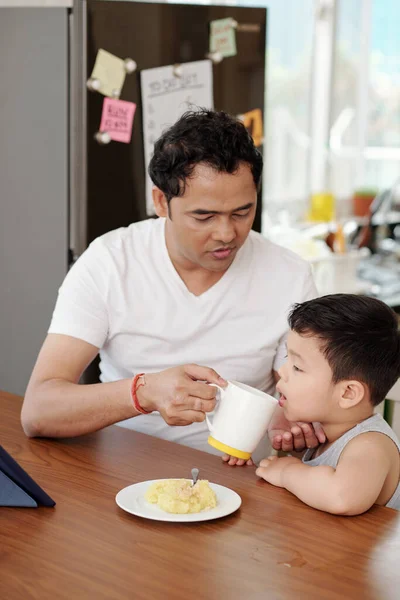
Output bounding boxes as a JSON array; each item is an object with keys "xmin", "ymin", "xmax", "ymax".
[{"xmin": 1, "ymin": 391, "xmax": 400, "ymax": 600}]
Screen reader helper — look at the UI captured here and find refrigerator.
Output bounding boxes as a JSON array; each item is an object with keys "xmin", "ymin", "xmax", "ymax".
[{"xmin": 77, "ymin": 0, "xmax": 267, "ymax": 254}]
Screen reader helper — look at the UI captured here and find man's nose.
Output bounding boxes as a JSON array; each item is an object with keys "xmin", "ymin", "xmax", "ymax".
[{"xmin": 213, "ymin": 220, "xmax": 236, "ymax": 244}]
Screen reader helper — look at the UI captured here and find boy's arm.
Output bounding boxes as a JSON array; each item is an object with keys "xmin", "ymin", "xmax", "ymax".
[{"xmin": 257, "ymin": 433, "xmax": 392, "ymax": 515}]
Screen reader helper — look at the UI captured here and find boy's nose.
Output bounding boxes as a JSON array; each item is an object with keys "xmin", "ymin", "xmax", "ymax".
[{"xmin": 278, "ymin": 363, "xmax": 288, "ymax": 381}]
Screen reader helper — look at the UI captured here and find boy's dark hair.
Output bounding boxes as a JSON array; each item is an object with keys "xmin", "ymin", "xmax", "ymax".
[
  {"xmin": 148, "ymin": 108, "xmax": 263, "ymax": 202},
  {"xmin": 288, "ymin": 294, "xmax": 400, "ymax": 406}
]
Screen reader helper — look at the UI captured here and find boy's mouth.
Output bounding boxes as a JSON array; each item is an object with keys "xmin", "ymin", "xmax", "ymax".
[{"xmin": 278, "ymin": 394, "xmax": 287, "ymax": 407}]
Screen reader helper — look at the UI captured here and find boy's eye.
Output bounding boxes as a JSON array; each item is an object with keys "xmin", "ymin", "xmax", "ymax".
[{"xmin": 293, "ymin": 365, "xmax": 302, "ymax": 373}]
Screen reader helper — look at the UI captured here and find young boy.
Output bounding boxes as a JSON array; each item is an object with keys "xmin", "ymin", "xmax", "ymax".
[{"xmin": 256, "ymin": 294, "xmax": 400, "ymax": 515}]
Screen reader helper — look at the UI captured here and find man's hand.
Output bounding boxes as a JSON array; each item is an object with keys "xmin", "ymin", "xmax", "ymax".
[
  {"xmin": 222, "ymin": 454, "xmax": 254, "ymax": 467},
  {"xmin": 137, "ymin": 364, "xmax": 226, "ymax": 426},
  {"xmin": 256, "ymin": 455, "xmax": 300, "ymax": 487},
  {"xmin": 268, "ymin": 406, "xmax": 326, "ymax": 452}
]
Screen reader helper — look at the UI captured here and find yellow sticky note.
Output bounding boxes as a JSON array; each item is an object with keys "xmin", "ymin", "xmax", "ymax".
[
  {"xmin": 210, "ymin": 18, "xmax": 237, "ymax": 58},
  {"xmin": 239, "ymin": 109, "xmax": 263, "ymax": 147},
  {"xmin": 90, "ymin": 49, "xmax": 126, "ymax": 98}
]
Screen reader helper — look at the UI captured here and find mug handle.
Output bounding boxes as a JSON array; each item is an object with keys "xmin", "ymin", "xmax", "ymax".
[{"xmin": 205, "ymin": 383, "xmax": 225, "ymax": 435}]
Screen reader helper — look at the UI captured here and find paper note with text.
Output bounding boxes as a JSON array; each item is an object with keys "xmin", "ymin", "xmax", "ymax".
[
  {"xmin": 209, "ymin": 18, "xmax": 237, "ymax": 58},
  {"xmin": 100, "ymin": 98, "xmax": 136, "ymax": 143},
  {"xmin": 141, "ymin": 60, "xmax": 214, "ymax": 215}
]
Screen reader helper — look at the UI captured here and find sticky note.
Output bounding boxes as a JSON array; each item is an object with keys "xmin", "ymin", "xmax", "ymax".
[
  {"xmin": 239, "ymin": 108, "xmax": 263, "ymax": 147},
  {"xmin": 90, "ymin": 49, "xmax": 127, "ymax": 98},
  {"xmin": 209, "ymin": 18, "xmax": 237, "ymax": 58},
  {"xmin": 100, "ymin": 98, "xmax": 136, "ymax": 143}
]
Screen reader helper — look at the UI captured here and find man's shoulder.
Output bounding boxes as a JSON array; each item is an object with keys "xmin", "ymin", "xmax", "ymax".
[
  {"xmin": 92, "ymin": 218, "xmax": 161, "ymax": 254},
  {"xmin": 248, "ymin": 230, "xmax": 311, "ymax": 274}
]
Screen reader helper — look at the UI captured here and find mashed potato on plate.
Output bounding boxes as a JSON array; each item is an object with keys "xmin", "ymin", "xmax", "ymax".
[{"xmin": 145, "ymin": 479, "xmax": 217, "ymax": 514}]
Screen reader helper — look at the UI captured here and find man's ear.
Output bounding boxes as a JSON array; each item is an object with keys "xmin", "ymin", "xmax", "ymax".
[
  {"xmin": 337, "ymin": 380, "xmax": 366, "ymax": 410},
  {"xmin": 152, "ymin": 187, "xmax": 169, "ymax": 218}
]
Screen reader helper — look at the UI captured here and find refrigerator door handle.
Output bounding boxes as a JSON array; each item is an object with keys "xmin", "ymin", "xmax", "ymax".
[{"xmin": 69, "ymin": 0, "xmax": 87, "ymax": 266}]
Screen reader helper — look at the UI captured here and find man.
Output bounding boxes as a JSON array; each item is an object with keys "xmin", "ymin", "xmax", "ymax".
[{"xmin": 22, "ymin": 109, "xmax": 324, "ymax": 464}]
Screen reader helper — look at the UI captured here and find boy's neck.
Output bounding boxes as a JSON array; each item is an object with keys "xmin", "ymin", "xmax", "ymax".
[{"xmin": 320, "ymin": 408, "xmax": 375, "ymax": 445}]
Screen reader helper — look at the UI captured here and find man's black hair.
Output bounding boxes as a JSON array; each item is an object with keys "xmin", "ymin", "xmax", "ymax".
[{"xmin": 149, "ymin": 109, "xmax": 263, "ymax": 202}]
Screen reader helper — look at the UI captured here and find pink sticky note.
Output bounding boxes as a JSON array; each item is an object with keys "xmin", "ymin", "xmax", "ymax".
[{"xmin": 99, "ymin": 98, "xmax": 136, "ymax": 143}]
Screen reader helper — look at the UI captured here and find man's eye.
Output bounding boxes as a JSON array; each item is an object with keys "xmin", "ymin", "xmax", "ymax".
[
  {"xmin": 233, "ymin": 211, "xmax": 250, "ymax": 218},
  {"xmin": 194, "ymin": 216, "xmax": 213, "ymax": 222}
]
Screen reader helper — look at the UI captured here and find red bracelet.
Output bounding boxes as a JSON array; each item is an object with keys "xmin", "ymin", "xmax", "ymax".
[{"xmin": 131, "ymin": 373, "xmax": 151, "ymax": 415}]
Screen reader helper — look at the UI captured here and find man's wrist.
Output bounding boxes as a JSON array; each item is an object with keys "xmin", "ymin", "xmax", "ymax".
[{"xmin": 135, "ymin": 373, "xmax": 155, "ymax": 413}]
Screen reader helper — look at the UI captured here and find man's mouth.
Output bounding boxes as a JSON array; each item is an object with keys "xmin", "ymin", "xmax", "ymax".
[{"xmin": 210, "ymin": 247, "xmax": 235, "ymax": 260}]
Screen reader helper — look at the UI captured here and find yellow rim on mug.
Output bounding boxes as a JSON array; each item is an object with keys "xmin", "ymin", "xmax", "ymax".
[{"xmin": 208, "ymin": 436, "xmax": 251, "ymax": 460}]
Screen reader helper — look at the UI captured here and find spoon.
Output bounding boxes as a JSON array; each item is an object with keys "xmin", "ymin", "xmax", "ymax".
[{"xmin": 191, "ymin": 468, "xmax": 199, "ymax": 487}]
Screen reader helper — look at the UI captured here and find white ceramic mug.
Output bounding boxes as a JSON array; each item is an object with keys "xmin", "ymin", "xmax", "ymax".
[{"xmin": 206, "ymin": 381, "xmax": 278, "ymax": 460}]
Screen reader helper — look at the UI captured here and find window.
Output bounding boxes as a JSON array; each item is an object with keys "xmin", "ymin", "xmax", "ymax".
[{"xmin": 330, "ymin": 0, "xmax": 400, "ymax": 208}]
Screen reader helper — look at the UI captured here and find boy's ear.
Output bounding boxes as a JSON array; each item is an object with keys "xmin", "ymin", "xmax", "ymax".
[
  {"xmin": 152, "ymin": 187, "xmax": 169, "ymax": 218},
  {"xmin": 337, "ymin": 380, "xmax": 366, "ymax": 409}
]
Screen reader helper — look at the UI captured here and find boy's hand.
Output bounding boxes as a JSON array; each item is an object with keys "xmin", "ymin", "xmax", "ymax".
[
  {"xmin": 222, "ymin": 454, "xmax": 254, "ymax": 466},
  {"xmin": 256, "ymin": 455, "xmax": 300, "ymax": 487},
  {"xmin": 268, "ymin": 407, "xmax": 326, "ymax": 452}
]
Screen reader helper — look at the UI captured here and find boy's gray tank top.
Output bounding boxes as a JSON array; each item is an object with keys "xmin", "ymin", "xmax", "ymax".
[{"xmin": 302, "ymin": 414, "xmax": 400, "ymax": 510}]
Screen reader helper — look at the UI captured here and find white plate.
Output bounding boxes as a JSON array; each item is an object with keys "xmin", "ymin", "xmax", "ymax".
[{"xmin": 115, "ymin": 479, "xmax": 242, "ymax": 523}]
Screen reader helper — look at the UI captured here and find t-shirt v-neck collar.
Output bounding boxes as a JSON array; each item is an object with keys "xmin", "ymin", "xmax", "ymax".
[{"xmin": 157, "ymin": 218, "xmax": 247, "ymax": 302}]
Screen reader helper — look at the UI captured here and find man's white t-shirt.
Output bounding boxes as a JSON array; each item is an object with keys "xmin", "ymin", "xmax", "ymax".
[{"xmin": 49, "ymin": 217, "xmax": 317, "ymax": 462}]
